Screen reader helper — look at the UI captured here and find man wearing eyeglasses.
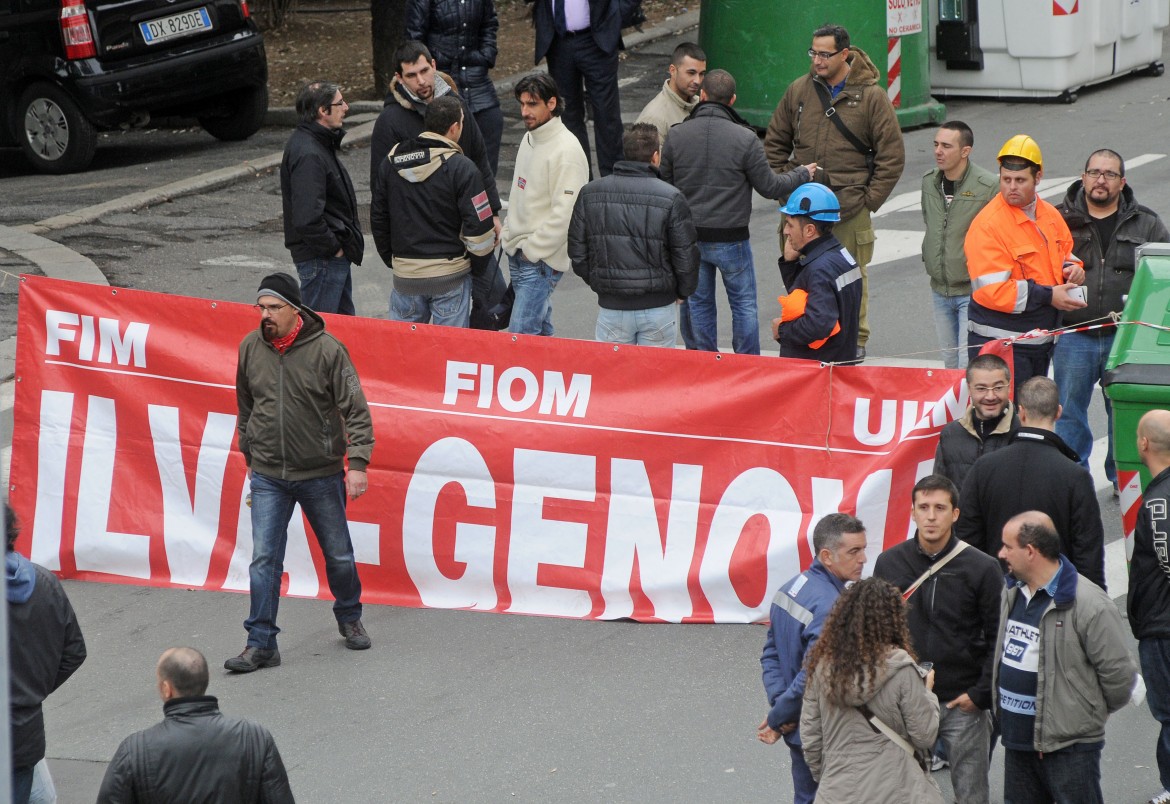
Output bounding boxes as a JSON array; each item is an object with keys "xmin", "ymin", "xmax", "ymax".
[
  {"xmin": 227, "ymin": 272, "xmax": 376, "ymax": 673},
  {"xmin": 1054, "ymin": 150, "xmax": 1170, "ymax": 495},
  {"xmin": 765, "ymin": 24, "xmax": 906, "ymax": 363},
  {"xmin": 955, "ymin": 376, "xmax": 1106, "ymax": 591},
  {"xmin": 934, "ymin": 353, "xmax": 1019, "ymax": 494},
  {"xmin": 280, "ymin": 81, "xmax": 364, "ymax": 315}
]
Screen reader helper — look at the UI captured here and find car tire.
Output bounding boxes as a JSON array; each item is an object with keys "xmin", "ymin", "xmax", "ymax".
[
  {"xmin": 18, "ymin": 82, "xmax": 98, "ymax": 174},
  {"xmin": 199, "ymin": 85, "xmax": 269, "ymax": 141}
]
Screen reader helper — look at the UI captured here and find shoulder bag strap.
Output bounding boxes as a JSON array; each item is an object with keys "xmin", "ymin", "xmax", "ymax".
[
  {"xmin": 902, "ymin": 539, "xmax": 969, "ymax": 600},
  {"xmin": 813, "ymin": 81, "xmax": 874, "ymax": 158},
  {"xmin": 857, "ymin": 703, "xmax": 918, "ymax": 757}
]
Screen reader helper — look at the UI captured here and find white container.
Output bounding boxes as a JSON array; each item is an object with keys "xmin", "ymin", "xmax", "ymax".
[{"xmin": 929, "ymin": 0, "xmax": 1166, "ymax": 101}]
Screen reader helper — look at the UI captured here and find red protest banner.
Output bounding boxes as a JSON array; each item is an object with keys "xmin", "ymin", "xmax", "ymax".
[{"xmin": 10, "ymin": 275, "xmax": 965, "ymax": 623}]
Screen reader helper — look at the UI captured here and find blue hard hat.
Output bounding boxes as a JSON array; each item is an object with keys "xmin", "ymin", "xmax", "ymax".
[{"xmin": 780, "ymin": 183, "xmax": 841, "ymax": 222}]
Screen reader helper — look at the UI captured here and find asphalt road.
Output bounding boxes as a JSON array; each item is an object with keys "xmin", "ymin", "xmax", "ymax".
[{"xmin": 4, "ymin": 23, "xmax": 1170, "ymax": 804}]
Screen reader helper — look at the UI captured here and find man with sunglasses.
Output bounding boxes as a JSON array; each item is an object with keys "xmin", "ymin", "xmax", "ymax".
[
  {"xmin": 765, "ymin": 23, "xmax": 905, "ymax": 362},
  {"xmin": 280, "ymin": 81, "xmax": 364, "ymax": 315},
  {"xmin": 227, "ymin": 272, "xmax": 376, "ymax": 673},
  {"xmin": 1054, "ymin": 150, "xmax": 1169, "ymax": 494}
]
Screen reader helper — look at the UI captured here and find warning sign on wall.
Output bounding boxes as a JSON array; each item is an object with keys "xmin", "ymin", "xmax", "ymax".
[{"xmin": 887, "ymin": 0, "xmax": 923, "ymax": 36}]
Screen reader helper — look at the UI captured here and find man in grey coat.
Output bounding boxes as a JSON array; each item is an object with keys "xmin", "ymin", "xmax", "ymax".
[
  {"xmin": 994, "ymin": 511, "xmax": 1136, "ymax": 804},
  {"xmin": 660, "ymin": 69, "xmax": 814, "ymax": 355}
]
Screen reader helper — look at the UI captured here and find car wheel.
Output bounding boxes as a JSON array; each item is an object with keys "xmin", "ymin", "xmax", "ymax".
[
  {"xmin": 199, "ymin": 85, "xmax": 269, "ymax": 142},
  {"xmin": 18, "ymin": 82, "xmax": 98, "ymax": 174}
]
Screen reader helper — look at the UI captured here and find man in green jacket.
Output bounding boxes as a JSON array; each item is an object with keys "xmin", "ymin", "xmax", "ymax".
[
  {"xmin": 921, "ymin": 121, "xmax": 996, "ymax": 369},
  {"xmin": 227, "ymin": 272, "xmax": 376, "ymax": 673},
  {"xmin": 765, "ymin": 23, "xmax": 905, "ymax": 362}
]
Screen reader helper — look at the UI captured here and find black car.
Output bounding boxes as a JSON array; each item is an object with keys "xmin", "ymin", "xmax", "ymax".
[{"xmin": 0, "ymin": 0, "xmax": 268, "ymax": 173}]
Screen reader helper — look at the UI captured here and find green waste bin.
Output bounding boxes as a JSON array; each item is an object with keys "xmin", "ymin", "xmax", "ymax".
[
  {"xmin": 1103, "ymin": 244, "xmax": 1170, "ymax": 560},
  {"xmin": 698, "ymin": 0, "xmax": 945, "ymax": 129}
]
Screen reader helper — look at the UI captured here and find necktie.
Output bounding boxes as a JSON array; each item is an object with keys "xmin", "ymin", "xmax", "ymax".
[{"xmin": 553, "ymin": 0, "xmax": 567, "ymax": 36}]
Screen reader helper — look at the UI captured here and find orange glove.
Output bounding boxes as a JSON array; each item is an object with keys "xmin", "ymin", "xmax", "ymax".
[
  {"xmin": 777, "ymin": 289, "xmax": 809, "ymax": 322},
  {"xmin": 809, "ymin": 321, "xmax": 841, "ymax": 350}
]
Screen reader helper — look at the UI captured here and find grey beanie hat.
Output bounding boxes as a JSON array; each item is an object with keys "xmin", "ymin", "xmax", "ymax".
[{"xmin": 256, "ymin": 272, "xmax": 303, "ymax": 308}]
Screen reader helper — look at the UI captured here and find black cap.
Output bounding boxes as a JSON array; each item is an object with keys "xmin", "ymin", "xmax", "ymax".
[{"xmin": 257, "ymin": 272, "xmax": 303, "ymax": 308}]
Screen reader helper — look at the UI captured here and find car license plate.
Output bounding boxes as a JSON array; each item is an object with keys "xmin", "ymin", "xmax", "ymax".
[{"xmin": 139, "ymin": 7, "xmax": 212, "ymax": 45}]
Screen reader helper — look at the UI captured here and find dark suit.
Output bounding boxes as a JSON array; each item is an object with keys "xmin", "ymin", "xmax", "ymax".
[{"xmin": 529, "ymin": 0, "xmax": 623, "ymax": 176}]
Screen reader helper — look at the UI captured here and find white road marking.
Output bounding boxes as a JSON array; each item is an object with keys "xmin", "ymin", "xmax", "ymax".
[{"xmin": 200, "ymin": 255, "xmax": 277, "ymax": 269}]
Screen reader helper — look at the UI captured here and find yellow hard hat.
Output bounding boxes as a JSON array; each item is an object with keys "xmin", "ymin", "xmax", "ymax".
[{"xmin": 998, "ymin": 135, "xmax": 1042, "ymax": 169}]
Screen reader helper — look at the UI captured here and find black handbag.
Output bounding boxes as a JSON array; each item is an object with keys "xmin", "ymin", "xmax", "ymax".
[{"xmin": 470, "ymin": 249, "xmax": 513, "ymax": 331}]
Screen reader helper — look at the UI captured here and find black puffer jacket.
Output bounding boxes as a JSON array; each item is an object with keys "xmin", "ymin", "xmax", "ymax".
[
  {"xmin": 568, "ymin": 161, "xmax": 699, "ymax": 309},
  {"xmin": 405, "ymin": 0, "xmax": 500, "ymax": 114},
  {"xmin": 659, "ymin": 102, "xmax": 811, "ymax": 242},
  {"xmin": 1056, "ymin": 181, "xmax": 1170, "ymax": 328},
  {"xmin": 280, "ymin": 121, "xmax": 364, "ymax": 265},
  {"xmin": 955, "ymin": 427, "xmax": 1106, "ymax": 590},
  {"xmin": 933, "ymin": 402, "xmax": 1019, "ymax": 492},
  {"xmin": 97, "ymin": 697, "xmax": 294, "ymax": 804},
  {"xmin": 370, "ymin": 72, "xmax": 500, "ymax": 216}
]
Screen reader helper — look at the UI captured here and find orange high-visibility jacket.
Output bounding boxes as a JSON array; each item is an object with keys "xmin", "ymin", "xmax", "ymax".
[{"xmin": 964, "ymin": 193, "xmax": 1081, "ymax": 340}]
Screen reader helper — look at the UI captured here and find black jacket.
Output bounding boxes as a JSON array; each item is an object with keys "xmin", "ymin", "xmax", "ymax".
[
  {"xmin": 7, "ymin": 555, "xmax": 86, "ymax": 770},
  {"xmin": 933, "ymin": 402, "xmax": 1020, "ymax": 492},
  {"xmin": 405, "ymin": 0, "xmax": 500, "ymax": 113},
  {"xmin": 872, "ymin": 536, "xmax": 1004, "ymax": 709},
  {"xmin": 370, "ymin": 72, "xmax": 501, "ymax": 215},
  {"xmin": 280, "ymin": 122, "xmax": 364, "ymax": 265},
  {"xmin": 529, "ymin": 0, "xmax": 621, "ymax": 63},
  {"xmin": 568, "ymin": 160, "xmax": 699, "ymax": 310},
  {"xmin": 659, "ymin": 102, "xmax": 811, "ymax": 242},
  {"xmin": 775, "ymin": 234, "xmax": 862, "ymax": 364},
  {"xmin": 1129, "ymin": 465, "xmax": 1170, "ymax": 639},
  {"xmin": 1056, "ymin": 181, "xmax": 1170, "ymax": 329},
  {"xmin": 955, "ymin": 427, "xmax": 1107, "ymax": 589},
  {"xmin": 97, "ymin": 696, "xmax": 294, "ymax": 804},
  {"xmin": 371, "ymin": 132, "xmax": 495, "ymax": 292}
]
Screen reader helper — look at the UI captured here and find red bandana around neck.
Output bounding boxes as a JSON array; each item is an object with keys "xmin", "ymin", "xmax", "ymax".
[{"xmin": 270, "ymin": 315, "xmax": 303, "ymax": 354}]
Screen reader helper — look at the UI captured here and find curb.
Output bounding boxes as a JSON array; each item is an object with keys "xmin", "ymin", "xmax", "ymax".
[{"xmin": 12, "ymin": 11, "xmax": 701, "ymax": 246}]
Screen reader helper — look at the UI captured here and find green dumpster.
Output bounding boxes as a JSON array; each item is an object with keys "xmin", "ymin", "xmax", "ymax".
[
  {"xmin": 698, "ymin": 0, "xmax": 945, "ymax": 129},
  {"xmin": 1103, "ymin": 244, "xmax": 1170, "ymax": 560}
]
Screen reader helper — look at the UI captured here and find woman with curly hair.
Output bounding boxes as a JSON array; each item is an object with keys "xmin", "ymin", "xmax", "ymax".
[{"xmin": 800, "ymin": 577, "xmax": 943, "ymax": 803}]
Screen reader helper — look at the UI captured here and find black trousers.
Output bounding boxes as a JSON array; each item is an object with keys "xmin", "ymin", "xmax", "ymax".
[{"xmin": 545, "ymin": 31, "xmax": 622, "ymax": 177}]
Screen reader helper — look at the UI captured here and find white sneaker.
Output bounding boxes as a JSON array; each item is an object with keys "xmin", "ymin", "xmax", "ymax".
[
  {"xmin": 1148, "ymin": 790, "xmax": 1170, "ymax": 804},
  {"xmin": 930, "ymin": 755, "xmax": 949, "ymax": 772}
]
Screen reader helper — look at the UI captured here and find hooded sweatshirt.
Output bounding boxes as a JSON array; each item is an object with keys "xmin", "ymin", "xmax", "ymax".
[{"xmin": 801, "ymin": 648, "xmax": 942, "ymax": 803}]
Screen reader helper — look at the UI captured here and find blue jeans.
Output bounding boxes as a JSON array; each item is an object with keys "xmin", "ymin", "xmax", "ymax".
[
  {"xmin": 507, "ymin": 252, "xmax": 562, "ymax": 336},
  {"xmin": 1053, "ymin": 331, "xmax": 1116, "ymax": 483},
  {"xmin": 12, "ymin": 765, "xmax": 33, "ymax": 804},
  {"xmin": 295, "ymin": 255, "xmax": 355, "ymax": 315},
  {"xmin": 1141, "ymin": 638, "xmax": 1170, "ymax": 791},
  {"xmin": 596, "ymin": 304, "xmax": 677, "ymax": 347},
  {"xmin": 932, "ymin": 291, "xmax": 970, "ymax": 369},
  {"xmin": 938, "ymin": 706, "xmax": 992, "ymax": 804},
  {"xmin": 1003, "ymin": 745, "xmax": 1104, "ymax": 804},
  {"xmin": 787, "ymin": 741, "xmax": 817, "ymax": 804},
  {"xmin": 245, "ymin": 471, "xmax": 363, "ymax": 650},
  {"xmin": 389, "ymin": 275, "xmax": 472, "ymax": 327},
  {"xmin": 685, "ymin": 240, "xmax": 759, "ymax": 355}
]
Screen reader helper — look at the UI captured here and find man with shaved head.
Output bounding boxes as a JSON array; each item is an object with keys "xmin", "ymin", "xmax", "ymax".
[
  {"xmin": 1130, "ymin": 410, "xmax": 1170, "ymax": 804},
  {"xmin": 994, "ymin": 511, "xmax": 1135, "ymax": 804},
  {"xmin": 97, "ymin": 648, "xmax": 294, "ymax": 802},
  {"xmin": 956, "ymin": 376, "xmax": 1106, "ymax": 589}
]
